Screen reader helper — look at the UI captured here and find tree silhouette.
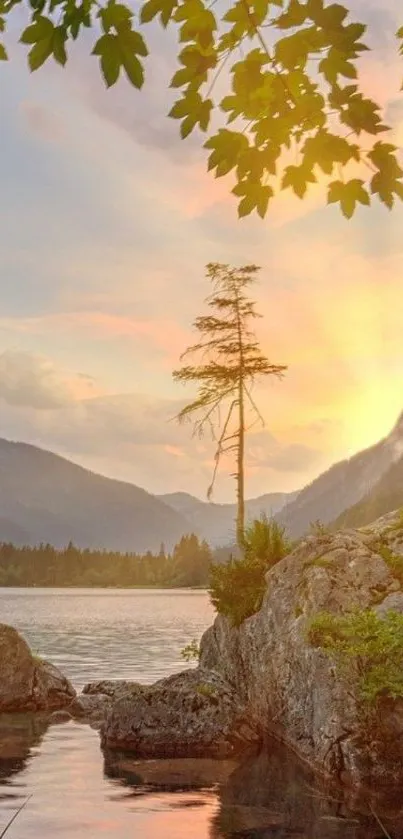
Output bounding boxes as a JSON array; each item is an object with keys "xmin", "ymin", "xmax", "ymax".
[{"xmin": 173, "ymin": 262, "xmax": 286, "ymax": 547}]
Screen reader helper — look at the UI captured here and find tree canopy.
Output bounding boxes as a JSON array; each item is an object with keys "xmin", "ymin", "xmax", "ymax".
[{"xmin": 2, "ymin": 0, "xmax": 403, "ymax": 219}]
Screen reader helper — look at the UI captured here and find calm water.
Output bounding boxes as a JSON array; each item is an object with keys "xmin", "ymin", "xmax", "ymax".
[{"xmin": 0, "ymin": 588, "xmax": 400, "ymax": 838}]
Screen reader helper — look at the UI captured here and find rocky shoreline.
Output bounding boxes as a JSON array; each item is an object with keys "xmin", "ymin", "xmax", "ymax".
[{"xmin": 1, "ymin": 510, "xmax": 403, "ymax": 794}]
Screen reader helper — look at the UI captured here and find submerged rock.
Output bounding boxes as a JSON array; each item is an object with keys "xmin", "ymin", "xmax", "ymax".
[
  {"xmin": 200, "ymin": 511, "xmax": 403, "ymax": 789},
  {"xmin": 0, "ymin": 624, "xmax": 76, "ymax": 712},
  {"xmin": 101, "ymin": 668, "xmax": 260, "ymax": 758}
]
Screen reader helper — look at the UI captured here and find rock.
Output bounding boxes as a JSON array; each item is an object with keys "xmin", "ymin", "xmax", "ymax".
[
  {"xmin": 50, "ymin": 710, "xmax": 73, "ymax": 724},
  {"xmin": 69, "ymin": 681, "xmax": 147, "ymax": 729},
  {"xmin": 199, "ymin": 511, "xmax": 403, "ymax": 789},
  {"xmin": 69, "ymin": 693, "xmax": 112, "ymax": 729},
  {"xmin": 375, "ymin": 592, "xmax": 403, "ymax": 616},
  {"xmin": 33, "ymin": 659, "xmax": 76, "ymax": 711},
  {"xmin": 83, "ymin": 680, "xmax": 144, "ymax": 699},
  {"xmin": 0, "ymin": 624, "xmax": 76, "ymax": 712},
  {"xmin": 101, "ymin": 668, "xmax": 260, "ymax": 758}
]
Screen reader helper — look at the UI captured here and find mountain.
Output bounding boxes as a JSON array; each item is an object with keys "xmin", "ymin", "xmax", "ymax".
[
  {"xmin": 332, "ymin": 455, "xmax": 403, "ymax": 530},
  {"xmin": 277, "ymin": 412, "xmax": 403, "ymax": 539},
  {"xmin": 158, "ymin": 490, "xmax": 298, "ymax": 546},
  {"xmin": 0, "ymin": 438, "xmax": 190, "ymax": 553}
]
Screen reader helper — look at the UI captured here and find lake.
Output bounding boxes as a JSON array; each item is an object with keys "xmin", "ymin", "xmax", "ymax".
[{"xmin": 0, "ymin": 588, "xmax": 397, "ymax": 838}]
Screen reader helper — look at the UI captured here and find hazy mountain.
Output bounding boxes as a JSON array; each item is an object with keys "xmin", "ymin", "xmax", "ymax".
[
  {"xmin": 158, "ymin": 490, "xmax": 298, "ymax": 546},
  {"xmin": 0, "ymin": 438, "xmax": 190, "ymax": 553},
  {"xmin": 277, "ymin": 412, "xmax": 403, "ymax": 539},
  {"xmin": 332, "ymin": 455, "xmax": 403, "ymax": 531}
]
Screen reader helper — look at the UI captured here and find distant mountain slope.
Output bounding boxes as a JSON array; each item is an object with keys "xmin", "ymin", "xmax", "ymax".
[
  {"xmin": 158, "ymin": 490, "xmax": 298, "ymax": 546},
  {"xmin": 277, "ymin": 412, "xmax": 403, "ymax": 539},
  {"xmin": 332, "ymin": 455, "xmax": 403, "ymax": 530},
  {"xmin": 0, "ymin": 438, "xmax": 190, "ymax": 552}
]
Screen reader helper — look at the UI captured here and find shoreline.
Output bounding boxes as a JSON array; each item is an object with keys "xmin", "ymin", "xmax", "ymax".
[{"xmin": 0, "ymin": 583, "xmax": 208, "ymax": 590}]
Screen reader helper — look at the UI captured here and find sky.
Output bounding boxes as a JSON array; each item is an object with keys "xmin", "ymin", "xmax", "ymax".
[{"xmin": 0, "ymin": 0, "xmax": 402, "ymax": 502}]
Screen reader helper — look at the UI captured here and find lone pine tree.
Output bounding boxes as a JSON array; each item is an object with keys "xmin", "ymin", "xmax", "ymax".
[{"xmin": 173, "ymin": 262, "xmax": 286, "ymax": 548}]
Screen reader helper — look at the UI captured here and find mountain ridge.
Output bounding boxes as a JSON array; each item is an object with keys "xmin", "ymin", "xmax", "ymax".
[
  {"xmin": 277, "ymin": 412, "xmax": 403, "ymax": 538},
  {"xmin": 0, "ymin": 437, "xmax": 190, "ymax": 553}
]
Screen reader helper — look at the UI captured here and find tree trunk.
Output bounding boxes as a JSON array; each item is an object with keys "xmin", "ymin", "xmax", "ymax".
[
  {"xmin": 236, "ymin": 376, "xmax": 245, "ymax": 550},
  {"xmin": 235, "ymin": 280, "xmax": 245, "ymax": 551}
]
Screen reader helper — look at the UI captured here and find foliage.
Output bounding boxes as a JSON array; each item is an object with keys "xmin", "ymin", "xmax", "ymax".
[
  {"xmin": 0, "ymin": 533, "xmax": 214, "ymax": 588},
  {"xmin": 307, "ymin": 608, "xmax": 403, "ymax": 704},
  {"xmin": 173, "ymin": 263, "xmax": 286, "ymax": 546},
  {"xmin": 378, "ymin": 543, "xmax": 403, "ymax": 587},
  {"xmin": 2, "ymin": 0, "xmax": 403, "ymax": 219},
  {"xmin": 181, "ymin": 638, "xmax": 201, "ymax": 661},
  {"xmin": 309, "ymin": 519, "xmax": 331, "ymax": 537},
  {"xmin": 195, "ymin": 682, "xmax": 217, "ymax": 698},
  {"xmin": 209, "ymin": 515, "xmax": 290, "ymax": 626},
  {"xmin": 172, "ymin": 533, "xmax": 212, "ymax": 585}
]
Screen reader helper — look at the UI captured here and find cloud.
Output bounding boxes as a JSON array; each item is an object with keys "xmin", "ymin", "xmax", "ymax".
[
  {"xmin": 247, "ymin": 430, "xmax": 322, "ymax": 473},
  {"xmin": 0, "ymin": 350, "xmax": 97, "ymax": 409},
  {"xmin": 20, "ymin": 101, "xmax": 66, "ymax": 143},
  {"xmin": 0, "ymin": 349, "xmax": 325, "ymax": 496}
]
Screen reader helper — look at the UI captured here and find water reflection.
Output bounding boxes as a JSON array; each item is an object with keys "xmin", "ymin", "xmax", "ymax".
[
  {"xmin": 103, "ymin": 740, "xmax": 403, "ymax": 839},
  {"xmin": 0, "ymin": 714, "xmax": 49, "ymax": 786},
  {"xmin": 0, "ymin": 718, "xmax": 403, "ymax": 838}
]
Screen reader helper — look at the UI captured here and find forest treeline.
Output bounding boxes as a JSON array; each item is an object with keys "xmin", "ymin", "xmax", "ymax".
[{"xmin": 0, "ymin": 534, "xmax": 230, "ymax": 588}]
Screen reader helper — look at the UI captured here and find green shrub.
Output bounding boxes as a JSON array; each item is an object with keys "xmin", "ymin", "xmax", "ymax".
[
  {"xmin": 378, "ymin": 542, "xmax": 403, "ymax": 585},
  {"xmin": 196, "ymin": 683, "xmax": 217, "ymax": 698},
  {"xmin": 181, "ymin": 639, "xmax": 200, "ymax": 662},
  {"xmin": 307, "ymin": 609, "xmax": 403, "ymax": 704},
  {"xmin": 209, "ymin": 516, "xmax": 291, "ymax": 627},
  {"xmin": 309, "ymin": 520, "xmax": 331, "ymax": 538}
]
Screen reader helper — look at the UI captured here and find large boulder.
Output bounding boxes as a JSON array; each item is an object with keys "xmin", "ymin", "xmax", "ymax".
[
  {"xmin": 69, "ymin": 681, "xmax": 144, "ymax": 729},
  {"xmin": 0, "ymin": 624, "xmax": 76, "ymax": 712},
  {"xmin": 101, "ymin": 668, "xmax": 260, "ymax": 758},
  {"xmin": 200, "ymin": 511, "xmax": 403, "ymax": 789}
]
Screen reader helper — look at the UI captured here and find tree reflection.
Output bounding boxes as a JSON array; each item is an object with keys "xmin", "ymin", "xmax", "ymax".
[
  {"xmin": 0, "ymin": 713, "xmax": 49, "ymax": 786},
  {"xmin": 104, "ymin": 737, "xmax": 403, "ymax": 839}
]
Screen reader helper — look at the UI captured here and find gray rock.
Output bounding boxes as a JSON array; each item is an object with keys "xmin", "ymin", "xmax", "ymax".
[
  {"xmin": 0, "ymin": 624, "xmax": 75, "ymax": 712},
  {"xmin": 101, "ymin": 668, "xmax": 260, "ymax": 758},
  {"xmin": 83, "ymin": 680, "xmax": 144, "ymax": 699},
  {"xmin": 50, "ymin": 710, "xmax": 73, "ymax": 724},
  {"xmin": 375, "ymin": 593, "xmax": 403, "ymax": 616},
  {"xmin": 200, "ymin": 511, "xmax": 403, "ymax": 789}
]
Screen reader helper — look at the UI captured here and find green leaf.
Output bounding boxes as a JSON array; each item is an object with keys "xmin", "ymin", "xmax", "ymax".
[
  {"xmin": 232, "ymin": 178, "xmax": 274, "ymax": 218},
  {"xmin": 28, "ymin": 36, "xmax": 54, "ymax": 70},
  {"xmin": 122, "ymin": 51, "xmax": 144, "ymax": 86},
  {"xmin": 169, "ymin": 90, "xmax": 212, "ymax": 136},
  {"xmin": 92, "ymin": 33, "xmax": 121, "ymax": 86},
  {"xmin": 319, "ymin": 48, "xmax": 357, "ymax": 84},
  {"xmin": 20, "ymin": 15, "xmax": 54, "ymax": 44},
  {"xmin": 303, "ymin": 129, "xmax": 360, "ymax": 174},
  {"xmin": 205, "ymin": 129, "xmax": 249, "ymax": 178},
  {"xmin": 281, "ymin": 163, "xmax": 316, "ymax": 198},
  {"xmin": 327, "ymin": 178, "xmax": 370, "ymax": 218},
  {"xmin": 368, "ymin": 141, "xmax": 403, "ymax": 177},
  {"xmin": 340, "ymin": 93, "xmax": 388, "ymax": 135},
  {"xmin": 276, "ymin": 0, "xmax": 307, "ymax": 29},
  {"xmin": 100, "ymin": 2, "xmax": 133, "ymax": 32},
  {"xmin": 371, "ymin": 170, "xmax": 403, "ymax": 210},
  {"xmin": 0, "ymin": 42, "xmax": 7, "ymax": 60},
  {"xmin": 52, "ymin": 27, "xmax": 67, "ymax": 65},
  {"xmin": 140, "ymin": 0, "xmax": 177, "ymax": 27},
  {"xmin": 92, "ymin": 26, "xmax": 147, "ymax": 89}
]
